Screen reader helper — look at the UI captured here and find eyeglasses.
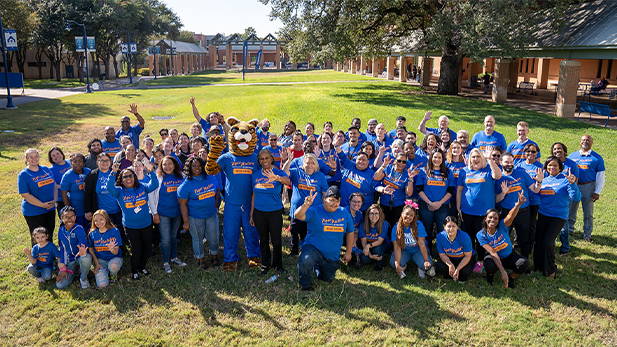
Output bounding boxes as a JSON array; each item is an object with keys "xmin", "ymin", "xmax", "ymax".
[
  {"xmin": 62, "ymin": 214, "xmax": 76, "ymax": 220},
  {"xmin": 122, "ymin": 174, "xmax": 134, "ymax": 179},
  {"xmin": 98, "ymin": 159, "xmax": 111, "ymax": 163},
  {"xmin": 491, "ymin": 154, "xmax": 501, "ymax": 158},
  {"xmin": 396, "ymin": 159, "xmax": 407, "ymax": 164},
  {"xmin": 369, "ymin": 212, "xmax": 380, "ymax": 216},
  {"xmin": 525, "ymin": 151, "xmax": 537, "ymax": 154},
  {"xmin": 121, "ymin": 120, "xmax": 130, "ymax": 123},
  {"xmin": 161, "ymin": 133, "xmax": 169, "ymax": 136},
  {"xmin": 350, "ymin": 200, "xmax": 362, "ymax": 204}
]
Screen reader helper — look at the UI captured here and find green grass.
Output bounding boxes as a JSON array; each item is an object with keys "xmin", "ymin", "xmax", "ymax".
[
  {"xmin": 22, "ymin": 78, "xmax": 86, "ymax": 89},
  {"xmin": 1, "ymin": 76, "xmax": 616, "ymax": 346},
  {"xmin": 140, "ymin": 69, "xmax": 378, "ymax": 86}
]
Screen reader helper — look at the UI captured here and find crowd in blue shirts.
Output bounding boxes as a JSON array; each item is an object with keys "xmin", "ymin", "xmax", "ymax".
[{"xmin": 18, "ymin": 103, "xmax": 606, "ymax": 290}]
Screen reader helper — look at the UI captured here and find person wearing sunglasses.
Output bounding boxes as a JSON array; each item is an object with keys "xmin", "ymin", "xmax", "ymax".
[
  {"xmin": 115, "ymin": 103, "xmax": 145, "ymax": 149},
  {"xmin": 106, "ymin": 160, "xmax": 158, "ymax": 281},
  {"xmin": 373, "ymin": 153, "xmax": 415, "ymax": 228},
  {"xmin": 515, "ymin": 143, "xmax": 543, "ymax": 254}
]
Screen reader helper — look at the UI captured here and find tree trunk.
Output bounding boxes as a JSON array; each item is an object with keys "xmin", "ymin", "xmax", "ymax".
[
  {"xmin": 112, "ymin": 54, "xmax": 119, "ymax": 78},
  {"xmin": 6, "ymin": 52, "xmax": 14, "ymax": 72},
  {"xmin": 93, "ymin": 52, "xmax": 101, "ymax": 81},
  {"xmin": 35, "ymin": 48, "xmax": 44, "ymax": 79},
  {"xmin": 437, "ymin": 52, "xmax": 463, "ymax": 95},
  {"xmin": 55, "ymin": 60, "xmax": 61, "ymax": 81},
  {"xmin": 16, "ymin": 46, "xmax": 27, "ymax": 75}
]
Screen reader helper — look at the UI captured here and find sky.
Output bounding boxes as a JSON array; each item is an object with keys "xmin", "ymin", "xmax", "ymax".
[{"xmin": 161, "ymin": 0, "xmax": 285, "ymax": 37}]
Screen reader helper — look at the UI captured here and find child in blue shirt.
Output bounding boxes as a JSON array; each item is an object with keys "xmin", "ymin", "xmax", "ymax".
[
  {"xmin": 23, "ymin": 227, "xmax": 60, "ymax": 282},
  {"xmin": 88, "ymin": 210, "xmax": 123, "ymax": 288}
]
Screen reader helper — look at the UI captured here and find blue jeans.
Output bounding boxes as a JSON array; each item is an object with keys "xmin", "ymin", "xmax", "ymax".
[
  {"xmin": 297, "ymin": 244, "xmax": 339, "ymax": 289},
  {"xmin": 418, "ymin": 201, "xmax": 449, "ymax": 242},
  {"xmin": 189, "ymin": 215, "xmax": 219, "ymax": 259},
  {"xmin": 159, "ymin": 215, "xmax": 181, "ymax": 263},
  {"xmin": 56, "ymin": 253, "xmax": 92, "ymax": 289},
  {"xmin": 389, "ymin": 248, "xmax": 433, "ymax": 270},
  {"xmin": 27, "ymin": 264, "xmax": 53, "ymax": 281},
  {"xmin": 360, "ymin": 244, "xmax": 385, "ymax": 265},
  {"xmin": 223, "ymin": 203, "xmax": 260, "ymax": 262},
  {"xmin": 95, "ymin": 257, "xmax": 123, "ymax": 287}
]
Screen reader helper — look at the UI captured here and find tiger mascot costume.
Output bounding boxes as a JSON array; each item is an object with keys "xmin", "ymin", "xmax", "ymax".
[{"xmin": 206, "ymin": 116, "xmax": 261, "ymax": 272}]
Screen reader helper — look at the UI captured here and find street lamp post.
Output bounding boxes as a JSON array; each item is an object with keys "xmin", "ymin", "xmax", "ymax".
[
  {"xmin": 66, "ymin": 20, "xmax": 92, "ymax": 93},
  {"xmin": 0, "ymin": 13, "xmax": 16, "ymax": 108}
]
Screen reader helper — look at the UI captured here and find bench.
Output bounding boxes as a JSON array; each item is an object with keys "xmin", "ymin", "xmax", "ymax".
[
  {"xmin": 517, "ymin": 81, "xmax": 535, "ymax": 95},
  {"xmin": 578, "ymin": 101, "xmax": 617, "ymax": 127},
  {"xmin": 0, "ymin": 72, "xmax": 25, "ymax": 95}
]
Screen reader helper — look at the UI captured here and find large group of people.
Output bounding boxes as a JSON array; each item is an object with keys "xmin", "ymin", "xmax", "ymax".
[{"xmin": 19, "ymin": 100, "xmax": 605, "ymax": 291}]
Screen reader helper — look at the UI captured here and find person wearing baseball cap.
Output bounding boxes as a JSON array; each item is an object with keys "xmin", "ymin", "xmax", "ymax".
[{"xmin": 294, "ymin": 186, "xmax": 354, "ymax": 291}]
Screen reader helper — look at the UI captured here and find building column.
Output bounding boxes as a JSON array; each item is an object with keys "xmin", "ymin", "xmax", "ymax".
[
  {"xmin": 387, "ymin": 57, "xmax": 396, "ymax": 80},
  {"xmin": 275, "ymin": 45, "xmax": 281, "ymax": 69},
  {"xmin": 399, "ymin": 56, "xmax": 407, "ymax": 82},
  {"xmin": 458, "ymin": 62, "xmax": 463, "ymax": 93},
  {"xmin": 366, "ymin": 59, "xmax": 371, "ymax": 73},
  {"xmin": 259, "ymin": 45, "xmax": 265, "ymax": 69},
  {"xmin": 148, "ymin": 55, "xmax": 154, "ymax": 76},
  {"xmin": 537, "ymin": 58, "xmax": 551, "ymax": 89},
  {"xmin": 162, "ymin": 55, "xmax": 167, "ymax": 75},
  {"xmin": 351, "ymin": 59, "xmax": 357, "ymax": 74},
  {"xmin": 343, "ymin": 60, "xmax": 348, "ymax": 72},
  {"xmin": 468, "ymin": 62, "xmax": 479, "ymax": 87},
  {"xmin": 226, "ymin": 45, "xmax": 232, "ymax": 69},
  {"xmin": 556, "ymin": 60, "xmax": 581, "ymax": 118},
  {"xmin": 421, "ymin": 57, "xmax": 432, "ymax": 87},
  {"xmin": 509, "ymin": 59, "xmax": 520, "ymax": 92},
  {"xmin": 209, "ymin": 45, "xmax": 216, "ymax": 69},
  {"xmin": 492, "ymin": 58, "xmax": 511, "ymax": 103},
  {"xmin": 360, "ymin": 56, "xmax": 366, "ymax": 74},
  {"xmin": 372, "ymin": 58, "xmax": 379, "ymax": 77}
]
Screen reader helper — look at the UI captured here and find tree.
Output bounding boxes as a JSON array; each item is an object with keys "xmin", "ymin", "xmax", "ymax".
[
  {"xmin": 176, "ymin": 30, "xmax": 198, "ymax": 44},
  {"xmin": 243, "ymin": 26, "xmax": 257, "ymax": 39},
  {"xmin": 0, "ymin": 0, "xmax": 38, "ymax": 74},
  {"xmin": 262, "ymin": 0, "xmax": 569, "ymax": 95}
]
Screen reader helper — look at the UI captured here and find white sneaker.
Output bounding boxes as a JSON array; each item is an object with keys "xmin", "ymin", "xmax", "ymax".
[
  {"xmin": 37, "ymin": 277, "xmax": 46, "ymax": 283},
  {"xmin": 171, "ymin": 258, "xmax": 187, "ymax": 267},
  {"xmin": 427, "ymin": 266, "xmax": 436, "ymax": 277},
  {"xmin": 163, "ymin": 262, "xmax": 172, "ymax": 274},
  {"xmin": 80, "ymin": 279, "xmax": 90, "ymax": 289},
  {"xmin": 418, "ymin": 268, "xmax": 426, "ymax": 279}
]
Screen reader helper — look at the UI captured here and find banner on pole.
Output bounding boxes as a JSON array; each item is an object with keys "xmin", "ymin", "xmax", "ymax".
[
  {"xmin": 86, "ymin": 37, "xmax": 95, "ymax": 51},
  {"xmin": 255, "ymin": 49, "xmax": 263, "ymax": 70},
  {"xmin": 121, "ymin": 43, "xmax": 128, "ymax": 54},
  {"xmin": 148, "ymin": 46, "xmax": 153, "ymax": 55},
  {"xmin": 166, "ymin": 48, "xmax": 171, "ymax": 55},
  {"xmin": 3, "ymin": 29, "xmax": 17, "ymax": 51},
  {"xmin": 130, "ymin": 42, "xmax": 137, "ymax": 54},
  {"xmin": 75, "ymin": 37, "xmax": 84, "ymax": 52},
  {"xmin": 155, "ymin": 46, "xmax": 160, "ymax": 55}
]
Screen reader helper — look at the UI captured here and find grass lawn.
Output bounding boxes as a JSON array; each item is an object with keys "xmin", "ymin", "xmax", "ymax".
[
  {"xmin": 140, "ymin": 69, "xmax": 378, "ymax": 86},
  {"xmin": 0, "ymin": 77, "xmax": 616, "ymax": 346},
  {"xmin": 22, "ymin": 78, "xmax": 86, "ymax": 89}
]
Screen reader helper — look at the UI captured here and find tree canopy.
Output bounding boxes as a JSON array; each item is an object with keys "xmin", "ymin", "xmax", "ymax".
[{"xmin": 261, "ymin": 0, "xmax": 570, "ymax": 95}]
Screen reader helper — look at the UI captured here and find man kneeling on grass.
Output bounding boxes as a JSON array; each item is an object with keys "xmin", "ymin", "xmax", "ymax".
[{"xmin": 294, "ymin": 186, "xmax": 354, "ymax": 291}]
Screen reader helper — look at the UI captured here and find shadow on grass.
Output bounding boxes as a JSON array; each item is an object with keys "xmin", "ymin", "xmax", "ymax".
[{"xmin": 329, "ymin": 83, "xmax": 601, "ymax": 133}]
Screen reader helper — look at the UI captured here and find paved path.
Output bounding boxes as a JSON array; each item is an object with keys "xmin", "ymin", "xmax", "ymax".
[{"xmin": 1, "ymin": 88, "xmax": 81, "ymax": 107}]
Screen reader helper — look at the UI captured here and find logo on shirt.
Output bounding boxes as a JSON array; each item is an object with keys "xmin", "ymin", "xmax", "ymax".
[{"xmin": 321, "ymin": 217, "xmax": 346, "ymax": 233}]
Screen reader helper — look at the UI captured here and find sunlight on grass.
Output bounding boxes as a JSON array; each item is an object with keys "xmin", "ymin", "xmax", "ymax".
[{"xmin": 0, "ymin": 74, "xmax": 616, "ymax": 345}]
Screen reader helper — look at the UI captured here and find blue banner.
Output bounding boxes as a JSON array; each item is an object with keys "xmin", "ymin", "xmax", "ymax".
[
  {"xmin": 242, "ymin": 41, "xmax": 248, "ymax": 81},
  {"xmin": 75, "ymin": 37, "xmax": 84, "ymax": 52},
  {"xmin": 255, "ymin": 49, "xmax": 263, "ymax": 70},
  {"xmin": 3, "ymin": 29, "xmax": 17, "ymax": 51}
]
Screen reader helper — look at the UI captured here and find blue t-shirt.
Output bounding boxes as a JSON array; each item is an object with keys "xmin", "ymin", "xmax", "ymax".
[
  {"xmin": 391, "ymin": 221, "xmax": 427, "ymax": 254},
  {"xmin": 101, "ymin": 139, "xmax": 122, "ymax": 158},
  {"xmin": 344, "ymin": 206, "xmax": 363, "ymax": 232},
  {"xmin": 31, "ymin": 242, "xmax": 60, "ymax": 268},
  {"xmin": 106, "ymin": 171, "xmax": 159, "ymax": 229},
  {"xmin": 515, "ymin": 161, "xmax": 543, "ymax": 206},
  {"xmin": 303, "ymin": 205, "xmax": 354, "ymax": 261},
  {"xmin": 446, "ymin": 161, "xmax": 466, "ymax": 188},
  {"xmin": 359, "ymin": 221, "xmax": 390, "ymax": 242},
  {"xmin": 217, "ymin": 152, "xmax": 258, "ymax": 205},
  {"xmin": 252, "ymin": 168, "xmax": 288, "ymax": 212},
  {"xmin": 364, "ymin": 131, "xmax": 377, "ymax": 142},
  {"xmin": 373, "ymin": 137, "xmax": 393, "ymax": 154},
  {"xmin": 457, "ymin": 166, "xmax": 496, "ymax": 216},
  {"xmin": 339, "ymin": 153, "xmax": 380, "ymax": 211},
  {"xmin": 157, "ymin": 174, "xmax": 184, "ymax": 218},
  {"xmin": 60, "ymin": 168, "xmax": 91, "ymax": 217},
  {"xmin": 317, "ymin": 148, "xmax": 341, "ymax": 183},
  {"xmin": 378, "ymin": 165, "xmax": 413, "ymax": 207},
  {"xmin": 568, "ymin": 150, "xmax": 605, "ymax": 184},
  {"xmin": 470, "ymin": 130, "xmax": 507, "ymax": 152},
  {"xmin": 408, "ymin": 156, "xmax": 428, "ymax": 199},
  {"xmin": 116, "ymin": 124, "xmax": 144, "ymax": 149},
  {"xmin": 495, "ymin": 168, "xmax": 534, "ymax": 210},
  {"xmin": 561, "ymin": 157, "xmax": 580, "ymax": 179},
  {"xmin": 256, "ymin": 128, "xmax": 270, "ymax": 151},
  {"xmin": 17, "ymin": 166, "xmax": 56, "ymax": 216},
  {"xmin": 289, "ymin": 168, "xmax": 328, "ymax": 217},
  {"xmin": 198, "ymin": 118, "xmax": 224, "ymax": 138},
  {"xmin": 507, "ymin": 139, "xmax": 540, "ymax": 165},
  {"xmin": 426, "ymin": 127, "xmax": 457, "ymax": 142},
  {"xmin": 95, "ymin": 170, "xmax": 120, "ymax": 214},
  {"xmin": 477, "ymin": 220, "xmax": 513, "ymax": 259},
  {"xmin": 58, "ymin": 224, "xmax": 88, "ymax": 264},
  {"xmin": 50, "ymin": 161, "xmax": 71, "ymax": 201},
  {"xmin": 177, "ymin": 175, "xmax": 220, "ymax": 219},
  {"xmin": 262, "ymin": 145, "xmax": 282, "ymax": 169},
  {"xmin": 290, "ymin": 156, "xmax": 332, "ymax": 177},
  {"xmin": 538, "ymin": 173, "xmax": 582, "ymax": 220},
  {"xmin": 88, "ymin": 227, "xmax": 123, "ymax": 261},
  {"xmin": 416, "ymin": 168, "xmax": 454, "ymax": 204},
  {"xmin": 340, "ymin": 142, "xmax": 362, "ymax": 160},
  {"xmin": 436, "ymin": 230, "xmax": 474, "ymax": 258}
]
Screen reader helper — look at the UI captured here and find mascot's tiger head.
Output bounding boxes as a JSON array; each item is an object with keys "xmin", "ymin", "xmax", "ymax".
[{"xmin": 227, "ymin": 117, "xmax": 259, "ymax": 156}]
